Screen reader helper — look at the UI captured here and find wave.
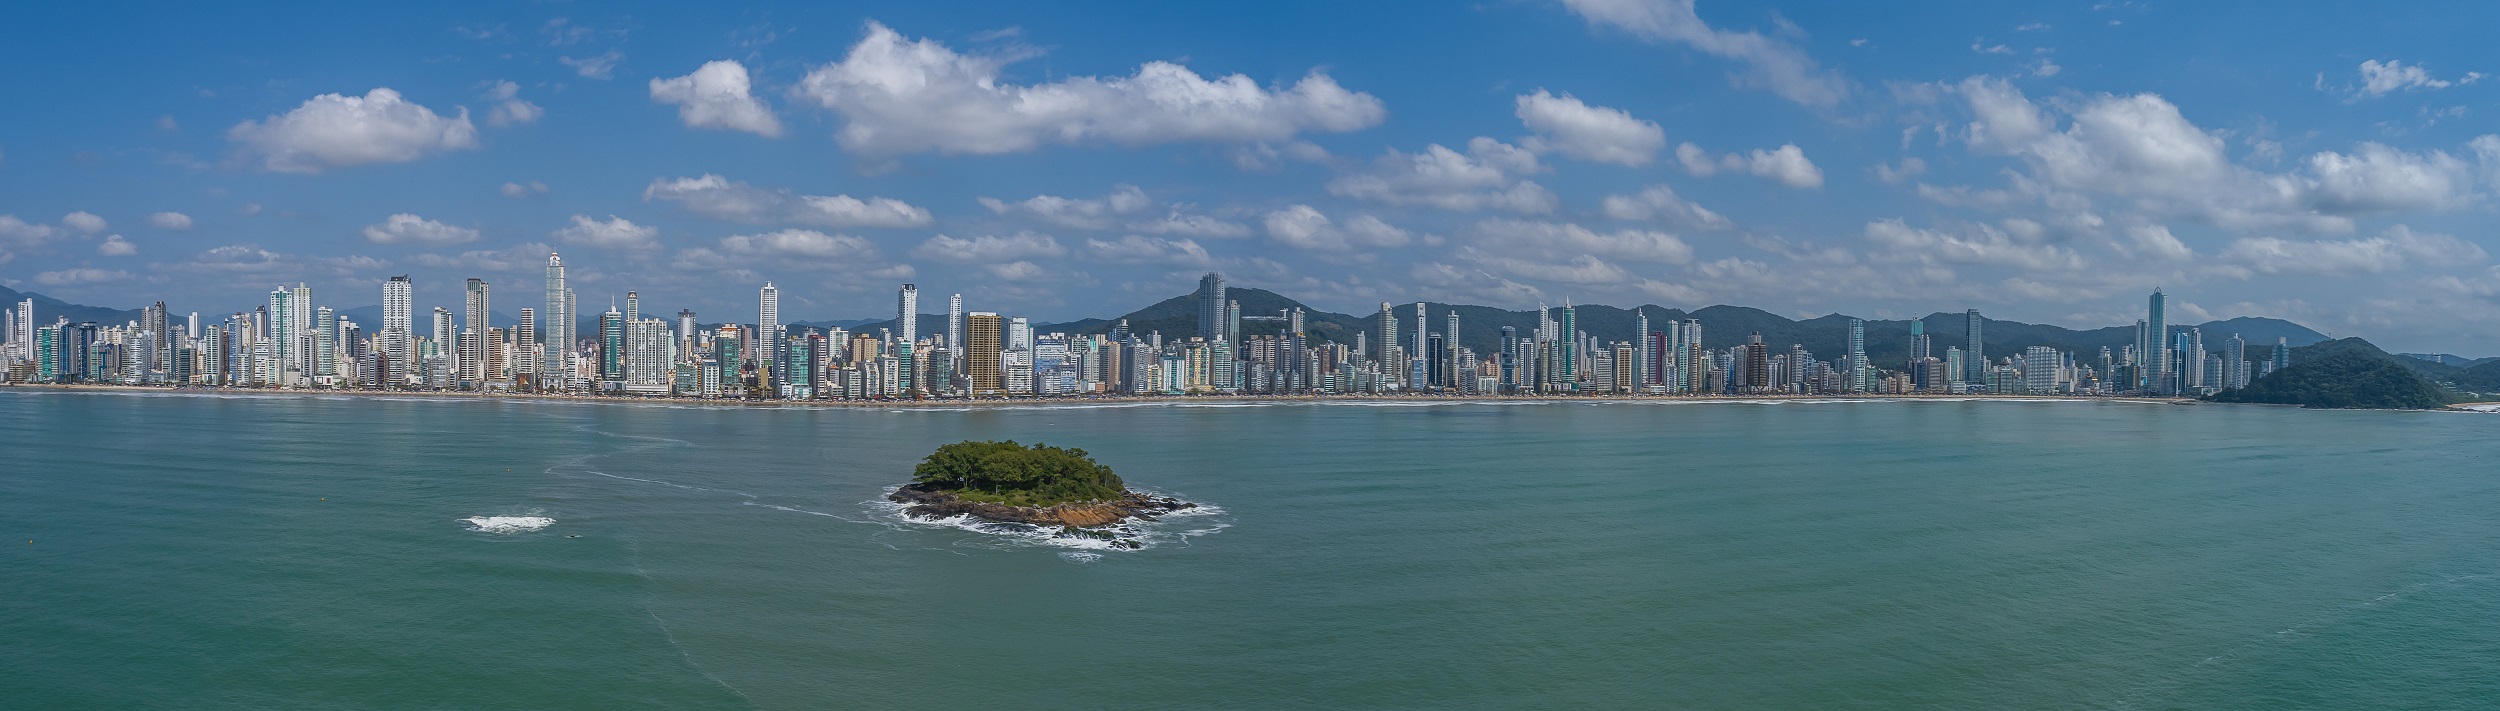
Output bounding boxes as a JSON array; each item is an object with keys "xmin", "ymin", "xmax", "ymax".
[
  {"xmin": 861, "ymin": 486, "xmax": 1229, "ymax": 557},
  {"xmin": 462, "ymin": 514, "xmax": 555, "ymax": 534}
]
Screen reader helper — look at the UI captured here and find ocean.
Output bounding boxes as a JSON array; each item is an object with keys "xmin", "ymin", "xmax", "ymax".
[{"xmin": 5, "ymin": 391, "xmax": 2497, "ymax": 709}]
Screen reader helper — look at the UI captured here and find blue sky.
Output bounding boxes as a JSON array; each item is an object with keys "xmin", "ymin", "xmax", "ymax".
[{"xmin": 4, "ymin": 1, "xmax": 2499, "ymax": 352}]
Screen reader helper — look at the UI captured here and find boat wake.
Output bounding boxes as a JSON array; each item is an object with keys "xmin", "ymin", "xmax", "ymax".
[{"xmin": 462, "ymin": 511, "xmax": 556, "ymax": 534}]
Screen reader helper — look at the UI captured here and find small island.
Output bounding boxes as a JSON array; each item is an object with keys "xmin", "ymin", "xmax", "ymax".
[{"xmin": 889, "ymin": 440, "xmax": 1195, "ymax": 528}]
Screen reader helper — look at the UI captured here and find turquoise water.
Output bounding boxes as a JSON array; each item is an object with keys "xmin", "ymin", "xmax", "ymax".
[{"xmin": 5, "ymin": 391, "xmax": 2498, "ymax": 709}]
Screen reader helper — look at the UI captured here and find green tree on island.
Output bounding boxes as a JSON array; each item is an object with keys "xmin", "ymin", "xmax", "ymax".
[{"xmin": 911, "ymin": 440, "xmax": 1128, "ymax": 507}]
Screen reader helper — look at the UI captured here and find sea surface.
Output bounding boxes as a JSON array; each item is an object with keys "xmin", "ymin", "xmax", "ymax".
[{"xmin": 5, "ymin": 391, "xmax": 2498, "ymax": 709}]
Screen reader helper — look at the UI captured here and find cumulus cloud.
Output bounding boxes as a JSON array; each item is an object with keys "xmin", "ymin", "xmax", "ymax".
[
  {"xmin": 911, "ymin": 232, "xmax": 1066, "ymax": 262},
  {"xmin": 1261, "ymin": 205, "xmax": 1416, "ymax": 251},
  {"xmin": 97, "ymin": 235, "xmax": 137, "ymax": 256},
  {"xmin": 1515, "ymin": 90, "xmax": 1665, "ymax": 165},
  {"xmin": 1947, "ymin": 76, "xmax": 2482, "ymax": 232},
  {"xmin": 716, "ymin": 228, "xmax": 879, "ymax": 259},
  {"xmin": 1864, "ymin": 217, "xmax": 2084, "ymax": 271},
  {"xmin": 62, "ymin": 211, "xmax": 107, "ymax": 234},
  {"xmin": 1470, "ymin": 218, "xmax": 1694, "ymax": 264},
  {"xmin": 1600, "ymin": 184, "xmax": 1732, "ymax": 228},
  {"xmin": 1129, "ymin": 208, "xmax": 1252, "ymax": 238},
  {"xmin": 561, "ymin": 50, "xmax": 624, "ymax": 80},
  {"xmin": 226, "ymin": 88, "xmax": 479, "ymax": 173},
  {"xmin": 2353, "ymin": 59, "xmax": 2482, "ymax": 99},
  {"xmin": 500, "ymin": 181, "xmax": 549, "ymax": 198},
  {"xmin": 1875, "ymin": 157, "xmax": 1927, "ymax": 185},
  {"xmin": 408, "ymin": 241, "xmax": 560, "ymax": 273},
  {"xmin": 649, "ymin": 60, "xmax": 783, "ymax": 137},
  {"xmin": 642, "ymin": 174, "xmax": 930, "ymax": 228},
  {"xmin": 1557, "ymin": 0, "xmax": 1848, "ymax": 106},
  {"xmin": 2220, "ymin": 225, "xmax": 2484, "ymax": 276},
  {"xmin": 978, "ymin": 185, "xmax": 1150, "ymax": 230},
  {"xmin": 155, "ymin": 244, "xmax": 387, "ymax": 281},
  {"xmin": 361, "ymin": 213, "xmax": 479, "ymax": 246},
  {"xmin": 1673, "ymin": 142, "xmax": 1823, "ymax": 187},
  {"xmin": 480, "ymin": 80, "xmax": 543, "ymax": 127},
  {"xmin": 1328, "ymin": 137, "xmax": 1557, "ymax": 213},
  {"xmin": 550, "ymin": 214, "xmax": 659, "ymax": 250},
  {"xmin": 34, "ymin": 268, "xmax": 131, "ymax": 286},
  {"xmin": 148, "ymin": 211, "xmax": 194, "ymax": 230},
  {"xmin": 1085, "ymin": 235, "xmax": 1214, "ymax": 266},
  {"xmin": 788, "ymin": 22, "xmax": 1385, "ymax": 156}
]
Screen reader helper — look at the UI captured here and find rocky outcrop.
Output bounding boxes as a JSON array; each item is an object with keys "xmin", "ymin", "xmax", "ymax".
[{"xmin": 889, "ymin": 483, "xmax": 1195, "ymax": 528}]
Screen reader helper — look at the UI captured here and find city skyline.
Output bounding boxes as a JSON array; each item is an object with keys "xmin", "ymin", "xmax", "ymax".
[{"xmin": 6, "ymin": 2, "xmax": 2500, "ymax": 353}]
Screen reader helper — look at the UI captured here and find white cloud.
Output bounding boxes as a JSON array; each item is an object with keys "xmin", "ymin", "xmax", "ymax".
[
  {"xmin": 1470, "ymin": 218, "xmax": 1693, "ymax": 264},
  {"xmin": 500, "ymin": 181, "xmax": 549, "ymax": 198},
  {"xmin": 716, "ymin": 228, "xmax": 879, "ymax": 259},
  {"xmin": 1740, "ymin": 144, "xmax": 1824, "ymax": 187},
  {"xmin": 226, "ymin": 88, "xmax": 479, "ymax": 173},
  {"xmin": 561, "ymin": 50, "xmax": 624, "ymax": 80},
  {"xmin": 2354, "ymin": 59, "xmax": 2482, "ymax": 99},
  {"xmin": 97, "ymin": 235, "xmax": 137, "ymax": 256},
  {"xmin": 1557, "ymin": 0, "xmax": 1847, "ymax": 106},
  {"xmin": 62, "ymin": 211, "xmax": 107, "ymax": 234},
  {"xmin": 361, "ymin": 213, "xmax": 479, "ymax": 246},
  {"xmin": 1261, "ymin": 205, "xmax": 1416, "ymax": 251},
  {"xmin": 1945, "ymin": 77, "xmax": 2489, "ymax": 233},
  {"xmin": 1599, "ymin": 184, "xmax": 1731, "ymax": 228},
  {"xmin": 34, "ymin": 268, "xmax": 130, "ymax": 286},
  {"xmin": 1328, "ymin": 137, "xmax": 1556, "ymax": 213},
  {"xmin": 1875, "ymin": 157, "xmax": 1927, "ymax": 184},
  {"xmin": 642, "ymin": 174, "xmax": 930, "ymax": 228},
  {"xmin": 789, "ymin": 22, "xmax": 1385, "ymax": 156},
  {"xmin": 1515, "ymin": 90, "xmax": 1665, "ymax": 165},
  {"xmin": 148, "ymin": 212, "xmax": 194, "ymax": 230},
  {"xmin": 649, "ymin": 60, "xmax": 784, "ymax": 137},
  {"xmin": 408, "ymin": 242, "xmax": 560, "ymax": 273},
  {"xmin": 1864, "ymin": 218, "xmax": 2083, "ymax": 271},
  {"xmin": 978, "ymin": 185, "xmax": 1150, "ymax": 229},
  {"xmin": 1129, "ymin": 208, "xmax": 1252, "ymax": 238},
  {"xmin": 2221, "ymin": 225, "xmax": 2484, "ymax": 276},
  {"xmin": 911, "ymin": 232, "xmax": 1066, "ymax": 262},
  {"xmin": 550, "ymin": 214, "xmax": 659, "ymax": 250},
  {"xmin": 1673, "ymin": 142, "xmax": 1822, "ymax": 187},
  {"xmin": 1085, "ymin": 235, "xmax": 1214, "ymax": 266},
  {"xmin": 480, "ymin": 80, "xmax": 543, "ymax": 127}
]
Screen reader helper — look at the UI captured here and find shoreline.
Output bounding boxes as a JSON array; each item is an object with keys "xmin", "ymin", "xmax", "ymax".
[{"xmin": 0, "ymin": 382, "xmax": 2198, "ymax": 409}]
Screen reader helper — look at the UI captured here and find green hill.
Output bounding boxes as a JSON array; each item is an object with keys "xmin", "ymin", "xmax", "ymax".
[{"xmin": 2207, "ymin": 338, "xmax": 2452, "ymax": 409}]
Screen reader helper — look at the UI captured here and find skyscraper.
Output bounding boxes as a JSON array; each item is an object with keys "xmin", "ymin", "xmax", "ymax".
[
  {"xmin": 1634, "ymin": 309, "xmax": 1651, "ymax": 386},
  {"xmin": 757, "ymin": 281, "xmax": 779, "ymax": 379},
  {"xmin": 1847, "ymin": 318, "xmax": 1867, "ymax": 392},
  {"xmin": 268, "ymin": 286, "xmax": 297, "ymax": 382},
  {"xmin": 465, "ymin": 278, "xmax": 490, "ymax": 385},
  {"xmin": 1196, "ymin": 272, "xmax": 1226, "ymax": 343},
  {"xmin": 1558, "ymin": 301, "xmax": 1577, "ymax": 387},
  {"xmin": 384, "ymin": 276, "xmax": 414, "ymax": 387},
  {"xmin": 543, "ymin": 254, "xmax": 571, "ymax": 390},
  {"xmin": 1410, "ymin": 302, "xmax": 1429, "ymax": 390},
  {"xmin": 623, "ymin": 289, "xmax": 637, "ymax": 324},
  {"xmin": 1377, "ymin": 302, "xmax": 1399, "ymax": 364},
  {"xmin": 946, "ymin": 293, "xmax": 964, "ymax": 355},
  {"xmin": 896, "ymin": 283, "xmax": 918, "ymax": 392},
  {"xmin": 2145, "ymin": 288, "xmax": 2168, "ymax": 393},
  {"xmin": 1964, "ymin": 309, "xmax": 1984, "ymax": 384},
  {"xmin": 966, "ymin": 312, "xmax": 1003, "ymax": 394},
  {"xmin": 678, "ymin": 309, "xmax": 698, "ymax": 363}
]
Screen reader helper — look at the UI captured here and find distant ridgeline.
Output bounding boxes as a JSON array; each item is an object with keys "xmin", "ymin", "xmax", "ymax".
[{"xmin": 2206, "ymin": 338, "xmax": 2459, "ymax": 409}]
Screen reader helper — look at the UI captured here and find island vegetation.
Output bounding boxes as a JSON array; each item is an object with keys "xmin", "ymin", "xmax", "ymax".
[
  {"xmin": 2208, "ymin": 338, "xmax": 2453, "ymax": 410},
  {"xmin": 890, "ymin": 440, "xmax": 1194, "ymax": 528}
]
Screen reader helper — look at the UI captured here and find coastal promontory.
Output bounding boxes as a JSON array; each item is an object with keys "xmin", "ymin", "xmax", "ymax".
[{"xmin": 889, "ymin": 440, "xmax": 1193, "ymax": 528}]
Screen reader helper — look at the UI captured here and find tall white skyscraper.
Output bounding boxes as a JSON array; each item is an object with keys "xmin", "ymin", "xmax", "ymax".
[
  {"xmin": 544, "ymin": 254, "xmax": 571, "ymax": 389},
  {"xmin": 947, "ymin": 293, "xmax": 964, "ymax": 355},
  {"xmin": 384, "ymin": 276, "xmax": 414, "ymax": 386},
  {"xmin": 758, "ymin": 281, "xmax": 779, "ymax": 368},
  {"xmin": 383, "ymin": 276, "xmax": 412, "ymax": 334},
  {"xmin": 896, "ymin": 284, "xmax": 918, "ymax": 345}
]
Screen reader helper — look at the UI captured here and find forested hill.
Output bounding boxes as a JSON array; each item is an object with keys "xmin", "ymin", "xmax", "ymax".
[
  {"xmin": 2207, "ymin": 338, "xmax": 2452, "ymax": 409},
  {"xmin": 1039, "ymin": 287, "xmax": 2331, "ymax": 368}
]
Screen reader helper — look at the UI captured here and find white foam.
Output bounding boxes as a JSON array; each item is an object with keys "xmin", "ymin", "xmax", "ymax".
[
  {"xmin": 864, "ymin": 486, "xmax": 1227, "ymax": 554},
  {"xmin": 1059, "ymin": 551, "xmax": 1103, "ymax": 564},
  {"xmin": 462, "ymin": 515, "xmax": 555, "ymax": 534}
]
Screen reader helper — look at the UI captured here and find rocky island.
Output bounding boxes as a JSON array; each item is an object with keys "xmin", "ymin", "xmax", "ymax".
[{"xmin": 889, "ymin": 440, "xmax": 1195, "ymax": 528}]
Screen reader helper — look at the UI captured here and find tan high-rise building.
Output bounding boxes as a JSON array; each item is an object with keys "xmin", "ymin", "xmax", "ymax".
[{"xmin": 965, "ymin": 312, "xmax": 1003, "ymax": 394}]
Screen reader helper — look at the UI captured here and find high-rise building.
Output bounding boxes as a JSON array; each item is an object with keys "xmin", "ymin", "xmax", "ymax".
[
  {"xmin": 543, "ymin": 254, "xmax": 572, "ymax": 390},
  {"xmin": 599, "ymin": 306, "xmax": 625, "ymax": 386},
  {"xmin": 946, "ymin": 293, "xmax": 964, "ymax": 361},
  {"xmin": 1558, "ymin": 301, "xmax": 1578, "ymax": 387},
  {"xmin": 2144, "ymin": 288, "xmax": 2168, "ymax": 393},
  {"xmin": 677, "ymin": 309, "xmax": 698, "ymax": 363},
  {"xmin": 1377, "ymin": 302, "xmax": 1399, "ymax": 364},
  {"xmin": 896, "ymin": 283, "xmax": 918, "ymax": 392},
  {"xmin": 1196, "ymin": 272, "xmax": 1226, "ymax": 343},
  {"xmin": 1410, "ymin": 302, "xmax": 1430, "ymax": 390},
  {"xmin": 1847, "ymin": 318, "xmax": 1868, "ymax": 392},
  {"xmin": 1634, "ymin": 310, "xmax": 1651, "ymax": 386},
  {"xmin": 268, "ymin": 286, "xmax": 297, "ymax": 382},
  {"xmin": 2222, "ymin": 333, "xmax": 2248, "ymax": 390},
  {"xmin": 1964, "ymin": 309, "xmax": 1984, "ymax": 384},
  {"xmin": 965, "ymin": 312, "xmax": 1003, "ymax": 394},
  {"xmin": 464, "ymin": 278, "xmax": 490, "ymax": 385}
]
